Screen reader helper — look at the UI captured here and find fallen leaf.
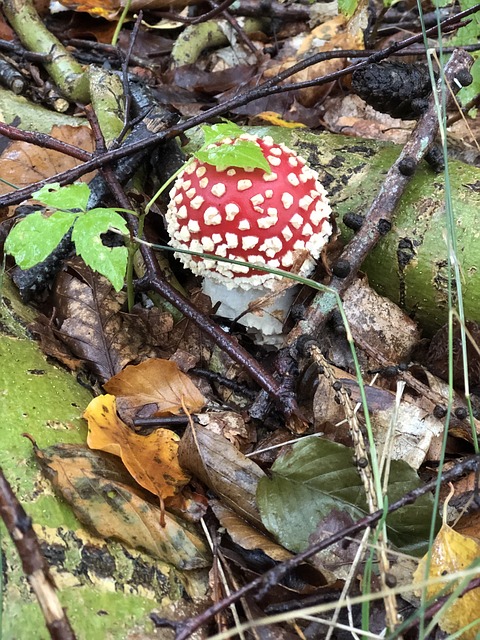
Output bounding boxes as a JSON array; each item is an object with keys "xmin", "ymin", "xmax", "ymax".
[
  {"xmin": 178, "ymin": 422, "xmax": 265, "ymax": 528},
  {"xmin": 257, "ymin": 438, "xmax": 439, "ymax": 556},
  {"xmin": 264, "ymin": 16, "xmax": 364, "ymax": 107},
  {"xmin": 84, "ymin": 394, "xmax": 190, "ymax": 503},
  {"xmin": 34, "ymin": 442, "xmax": 209, "ymax": 569},
  {"xmin": 54, "ymin": 260, "xmax": 168, "ymax": 382},
  {"xmin": 104, "ymin": 358, "xmax": 205, "ymax": 416},
  {"xmin": 0, "ymin": 125, "xmax": 94, "ymax": 202},
  {"xmin": 414, "ymin": 523, "xmax": 480, "ymax": 639},
  {"xmin": 252, "ymin": 111, "xmax": 307, "ymax": 128}
]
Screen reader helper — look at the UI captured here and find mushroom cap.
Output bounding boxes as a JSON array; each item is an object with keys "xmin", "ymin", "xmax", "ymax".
[{"xmin": 166, "ymin": 134, "xmax": 332, "ymax": 290}]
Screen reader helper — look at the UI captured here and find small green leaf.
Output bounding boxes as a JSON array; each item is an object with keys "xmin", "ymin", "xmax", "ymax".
[
  {"xmin": 339, "ymin": 0, "xmax": 358, "ymax": 16},
  {"xmin": 195, "ymin": 139, "xmax": 271, "ymax": 173},
  {"xmin": 5, "ymin": 210, "xmax": 76, "ymax": 268},
  {"xmin": 72, "ymin": 209, "xmax": 128, "ymax": 292},
  {"xmin": 201, "ymin": 122, "xmax": 244, "ymax": 146},
  {"xmin": 33, "ymin": 182, "xmax": 91, "ymax": 212},
  {"xmin": 257, "ymin": 438, "xmax": 439, "ymax": 556}
]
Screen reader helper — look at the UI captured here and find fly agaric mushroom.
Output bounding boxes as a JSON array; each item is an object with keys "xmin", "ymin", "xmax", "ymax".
[{"xmin": 166, "ymin": 134, "xmax": 332, "ymax": 342}]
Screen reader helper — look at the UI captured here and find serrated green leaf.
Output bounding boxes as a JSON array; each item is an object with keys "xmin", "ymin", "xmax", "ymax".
[
  {"xmin": 257, "ymin": 438, "xmax": 439, "ymax": 556},
  {"xmin": 195, "ymin": 139, "xmax": 271, "ymax": 173},
  {"xmin": 32, "ymin": 182, "xmax": 91, "ymax": 212},
  {"xmin": 5, "ymin": 210, "xmax": 76, "ymax": 268},
  {"xmin": 201, "ymin": 122, "xmax": 244, "ymax": 146},
  {"xmin": 71, "ymin": 209, "xmax": 128, "ymax": 292}
]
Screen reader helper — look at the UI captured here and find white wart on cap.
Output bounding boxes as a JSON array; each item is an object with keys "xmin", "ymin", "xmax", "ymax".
[{"xmin": 166, "ymin": 134, "xmax": 332, "ymax": 291}]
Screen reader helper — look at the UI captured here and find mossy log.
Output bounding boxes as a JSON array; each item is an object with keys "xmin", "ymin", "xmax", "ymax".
[{"xmin": 249, "ymin": 126, "xmax": 480, "ymax": 334}]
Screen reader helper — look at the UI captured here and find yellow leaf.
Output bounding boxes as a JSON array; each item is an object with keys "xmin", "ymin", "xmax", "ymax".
[
  {"xmin": 104, "ymin": 358, "xmax": 205, "ymax": 416},
  {"xmin": 255, "ymin": 112, "xmax": 306, "ymax": 128},
  {"xmin": 84, "ymin": 394, "xmax": 190, "ymax": 502},
  {"xmin": 34, "ymin": 443, "xmax": 209, "ymax": 569},
  {"xmin": 413, "ymin": 523, "xmax": 480, "ymax": 639}
]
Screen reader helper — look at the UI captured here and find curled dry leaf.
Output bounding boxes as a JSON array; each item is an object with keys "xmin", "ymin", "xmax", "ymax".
[
  {"xmin": 196, "ymin": 411, "xmax": 255, "ymax": 450},
  {"xmin": 264, "ymin": 16, "xmax": 363, "ymax": 107},
  {"xmin": 84, "ymin": 394, "xmax": 190, "ymax": 503},
  {"xmin": 313, "ymin": 364, "xmax": 443, "ymax": 469},
  {"xmin": 104, "ymin": 358, "xmax": 205, "ymax": 417},
  {"xmin": 178, "ymin": 423, "xmax": 265, "ymax": 528},
  {"xmin": 34, "ymin": 442, "xmax": 210, "ymax": 570},
  {"xmin": 210, "ymin": 500, "xmax": 292, "ymax": 562},
  {"xmin": 343, "ymin": 277, "xmax": 420, "ymax": 364}
]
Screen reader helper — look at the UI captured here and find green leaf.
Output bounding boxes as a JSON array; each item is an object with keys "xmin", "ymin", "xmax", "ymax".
[
  {"xmin": 5, "ymin": 210, "xmax": 76, "ymax": 268},
  {"xmin": 195, "ymin": 138, "xmax": 271, "ymax": 173},
  {"xmin": 72, "ymin": 209, "xmax": 128, "ymax": 292},
  {"xmin": 33, "ymin": 182, "xmax": 91, "ymax": 212},
  {"xmin": 339, "ymin": 0, "xmax": 358, "ymax": 16},
  {"xmin": 201, "ymin": 122, "xmax": 244, "ymax": 146},
  {"xmin": 257, "ymin": 438, "xmax": 439, "ymax": 556}
]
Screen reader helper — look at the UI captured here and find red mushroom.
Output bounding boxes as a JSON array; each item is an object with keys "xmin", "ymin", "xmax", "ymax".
[{"xmin": 166, "ymin": 134, "xmax": 332, "ymax": 342}]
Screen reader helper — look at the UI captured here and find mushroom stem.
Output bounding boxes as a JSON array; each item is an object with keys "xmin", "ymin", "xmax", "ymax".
[{"xmin": 203, "ymin": 278, "xmax": 297, "ymax": 343}]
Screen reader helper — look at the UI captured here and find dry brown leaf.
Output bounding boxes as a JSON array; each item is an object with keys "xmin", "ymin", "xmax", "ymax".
[
  {"xmin": 322, "ymin": 94, "xmax": 415, "ymax": 144},
  {"xmin": 313, "ymin": 364, "xmax": 443, "ymax": 469},
  {"xmin": 0, "ymin": 124, "xmax": 94, "ymax": 201},
  {"xmin": 178, "ymin": 422, "xmax": 265, "ymax": 528},
  {"xmin": 54, "ymin": 261, "xmax": 169, "ymax": 382},
  {"xmin": 84, "ymin": 394, "xmax": 190, "ymax": 502},
  {"xmin": 211, "ymin": 500, "xmax": 292, "ymax": 562},
  {"xmin": 54, "ymin": 0, "xmax": 196, "ymax": 19},
  {"xmin": 264, "ymin": 16, "xmax": 364, "ymax": 107},
  {"xmin": 196, "ymin": 411, "xmax": 256, "ymax": 450},
  {"xmin": 343, "ymin": 277, "xmax": 420, "ymax": 364},
  {"xmin": 104, "ymin": 358, "xmax": 205, "ymax": 416}
]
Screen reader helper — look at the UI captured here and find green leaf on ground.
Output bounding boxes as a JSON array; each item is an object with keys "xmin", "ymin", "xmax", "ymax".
[
  {"xmin": 5, "ymin": 210, "xmax": 76, "ymax": 268},
  {"xmin": 71, "ymin": 209, "xmax": 128, "ymax": 291},
  {"xmin": 33, "ymin": 182, "xmax": 90, "ymax": 211},
  {"xmin": 257, "ymin": 438, "xmax": 439, "ymax": 556},
  {"xmin": 196, "ymin": 138, "xmax": 271, "ymax": 173}
]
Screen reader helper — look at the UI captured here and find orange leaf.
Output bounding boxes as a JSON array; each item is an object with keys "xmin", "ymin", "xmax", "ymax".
[
  {"xmin": 84, "ymin": 394, "xmax": 190, "ymax": 502},
  {"xmin": 413, "ymin": 523, "xmax": 480, "ymax": 639},
  {"xmin": 104, "ymin": 358, "xmax": 205, "ymax": 416}
]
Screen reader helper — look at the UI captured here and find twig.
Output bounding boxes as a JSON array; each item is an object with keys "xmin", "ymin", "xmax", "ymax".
[
  {"xmin": 151, "ymin": 455, "xmax": 480, "ymax": 639},
  {"xmin": 0, "ymin": 38, "xmax": 52, "ymax": 62},
  {"xmin": 0, "ymin": 122, "xmax": 92, "ymax": 161},
  {"xmin": 0, "ymin": 463, "xmax": 76, "ymax": 640},
  {"xmin": 287, "ymin": 48, "xmax": 474, "ymax": 347},
  {"xmin": 0, "ymin": 6, "xmax": 476, "ymax": 209},
  {"xmin": 154, "ymin": 0, "xmax": 237, "ymax": 25}
]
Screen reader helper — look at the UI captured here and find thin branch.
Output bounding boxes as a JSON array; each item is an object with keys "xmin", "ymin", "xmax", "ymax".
[
  {"xmin": 0, "ymin": 122, "xmax": 92, "ymax": 161},
  {"xmin": 0, "ymin": 463, "xmax": 76, "ymax": 640}
]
